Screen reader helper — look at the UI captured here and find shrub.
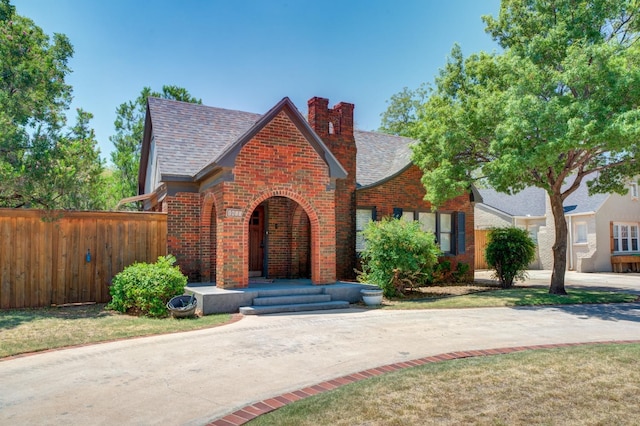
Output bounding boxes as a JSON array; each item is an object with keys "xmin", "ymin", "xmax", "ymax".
[
  {"xmin": 357, "ymin": 218, "xmax": 441, "ymax": 297},
  {"xmin": 485, "ymin": 227, "xmax": 536, "ymax": 288},
  {"xmin": 108, "ymin": 255, "xmax": 188, "ymax": 317}
]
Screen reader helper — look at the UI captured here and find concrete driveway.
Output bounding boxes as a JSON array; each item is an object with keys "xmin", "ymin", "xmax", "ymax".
[{"xmin": 1, "ymin": 272, "xmax": 639, "ymax": 425}]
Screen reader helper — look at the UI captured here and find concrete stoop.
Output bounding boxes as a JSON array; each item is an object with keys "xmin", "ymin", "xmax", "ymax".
[
  {"xmin": 186, "ymin": 281, "xmax": 375, "ymax": 315},
  {"xmin": 239, "ymin": 287, "xmax": 350, "ymax": 315}
]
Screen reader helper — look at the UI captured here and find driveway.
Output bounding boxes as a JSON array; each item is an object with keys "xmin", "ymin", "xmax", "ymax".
[{"xmin": 1, "ymin": 272, "xmax": 639, "ymax": 425}]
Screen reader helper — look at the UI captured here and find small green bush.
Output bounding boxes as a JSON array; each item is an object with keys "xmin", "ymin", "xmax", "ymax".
[
  {"xmin": 357, "ymin": 218, "xmax": 441, "ymax": 297},
  {"xmin": 485, "ymin": 227, "xmax": 536, "ymax": 288},
  {"xmin": 108, "ymin": 255, "xmax": 188, "ymax": 317}
]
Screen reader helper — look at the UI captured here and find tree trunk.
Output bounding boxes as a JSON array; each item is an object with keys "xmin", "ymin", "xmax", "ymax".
[{"xmin": 549, "ymin": 194, "xmax": 568, "ymax": 295}]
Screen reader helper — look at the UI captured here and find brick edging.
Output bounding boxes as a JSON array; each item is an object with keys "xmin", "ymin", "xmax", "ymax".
[{"xmin": 208, "ymin": 340, "xmax": 640, "ymax": 426}]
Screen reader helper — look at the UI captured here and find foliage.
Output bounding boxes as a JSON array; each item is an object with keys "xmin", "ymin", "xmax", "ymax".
[
  {"xmin": 383, "ymin": 0, "xmax": 639, "ymax": 294},
  {"xmin": 485, "ymin": 227, "xmax": 536, "ymax": 288},
  {"xmin": 109, "ymin": 86, "xmax": 201, "ymax": 207},
  {"xmin": 0, "ymin": 0, "xmax": 106, "ymax": 210},
  {"xmin": 357, "ymin": 218, "xmax": 441, "ymax": 297},
  {"xmin": 378, "ymin": 84, "xmax": 428, "ymax": 138},
  {"xmin": 108, "ymin": 255, "xmax": 187, "ymax": 318}
]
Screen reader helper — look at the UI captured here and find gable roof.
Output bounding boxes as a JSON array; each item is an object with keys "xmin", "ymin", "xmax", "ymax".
[
  {"xmin": 478, "ymin": 178, "xmax": 610, "ymax": 218},
  {"xmin": 354, "ymin": 130, "xmax": 414, "ymax": 188},
  {"xmin": 141, "ymin": 97, "xmax": 347, "ymax": 189}
]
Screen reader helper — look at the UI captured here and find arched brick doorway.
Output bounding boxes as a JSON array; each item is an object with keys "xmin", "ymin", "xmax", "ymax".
[
  {"xmin": 244, "ymin": 188, "xmax": 326, "ymax": 285},
  {"xmin": 248, "ymin": 197, "xmax": 311, "ymax": 280}
]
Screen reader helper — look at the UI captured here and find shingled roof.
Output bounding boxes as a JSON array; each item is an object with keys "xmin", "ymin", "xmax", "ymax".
[
  {"xmin": 147, "ymin": 97, "xmax": 262, "ymax": 178},
  {"xmin": 144, "ymin": 97, "xmax": 417, "ymax": 188},
  {"xmin": 478, "ymin": 178, "xmax": 610, "ymax": 217},
  {"xmin": 354, "ymin": 130, "xmax": 414, "ymax": 188}
]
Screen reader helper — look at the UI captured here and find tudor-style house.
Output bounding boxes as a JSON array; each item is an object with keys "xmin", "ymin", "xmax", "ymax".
[{"xmin": 138, "ymin": 96, "xmax": 477, "ymax": 288}]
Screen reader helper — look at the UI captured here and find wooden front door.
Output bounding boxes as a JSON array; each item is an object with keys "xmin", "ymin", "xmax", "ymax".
[{"xmin": 249, "ymin": 205, "xmax": 265, "ymax": 277}]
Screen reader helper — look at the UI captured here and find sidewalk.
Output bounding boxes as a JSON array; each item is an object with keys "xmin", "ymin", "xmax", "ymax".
[{"xmin": 1, "ymin": 272, "xmax": 639, "ymax": 425}]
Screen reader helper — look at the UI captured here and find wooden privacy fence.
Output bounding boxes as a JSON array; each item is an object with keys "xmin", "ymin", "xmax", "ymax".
[
  {"xmin": 474, "ymin": 229, "xmax": 490, "ymax": 270},
  {"xmin": 0, "ymin": 209, "xmax": 167, "ymax": 309}
]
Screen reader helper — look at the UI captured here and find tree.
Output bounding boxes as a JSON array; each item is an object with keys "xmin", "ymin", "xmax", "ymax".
[
  {"xmin": 379, "ymin": 84, "xmax": 428, "ymax": 138},
  {"xmin": 384, "ymin": 0, "xmax": 639, "ymax": 294},
  {"xmin": 110, "ymin": 86, "xmax": 201, "ymax": 204},
  {"xmin": 0, "ymin": 0, "xmax": 106, "ymax": 210}
]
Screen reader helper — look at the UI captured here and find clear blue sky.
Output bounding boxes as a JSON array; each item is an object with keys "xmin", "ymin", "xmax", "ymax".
[{"xmin": 13, "ymin": 0, "xmax": 501, "ymax": 163}]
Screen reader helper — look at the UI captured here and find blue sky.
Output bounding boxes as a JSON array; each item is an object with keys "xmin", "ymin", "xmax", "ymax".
[{"xmin": 13, "ymin": 0, "xmax": 501, "ymax": 163}]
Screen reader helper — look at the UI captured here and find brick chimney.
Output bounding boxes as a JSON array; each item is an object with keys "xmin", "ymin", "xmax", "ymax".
[{"xmin": 308, "ymin": 97, "xmax": 357, "ymax": 280}]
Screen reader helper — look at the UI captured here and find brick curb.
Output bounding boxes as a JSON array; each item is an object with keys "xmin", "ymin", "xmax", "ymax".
[{"xmin": 208, "ymin": 340, "xmax": 640, "ymax": 425}]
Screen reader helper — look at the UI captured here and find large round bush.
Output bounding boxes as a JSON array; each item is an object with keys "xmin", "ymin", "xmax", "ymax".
[
  {"xmin": 108, "ymin": 255, "xmax": 187, "ymax": 317},
  {"xmin": 358, "ymin": 218, "xmax": 441, "ymax": 297},
  {"xmin": 485, "ymin": 227, "xmax": 536, "ymax": 288}
]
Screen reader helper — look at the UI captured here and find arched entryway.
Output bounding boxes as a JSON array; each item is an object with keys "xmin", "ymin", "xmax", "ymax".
[{"xmin": 248, "ymin": 197, "xmax": 311, "ymax": 280}]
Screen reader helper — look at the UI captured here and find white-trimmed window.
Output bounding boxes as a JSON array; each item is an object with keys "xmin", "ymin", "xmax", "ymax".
[
  {"xmin": 613, "ymin": 223, "xmax": 639, "ymax": 253},
  {"xmin": 418, "ymin": 212, "xmax": 436, "ymax": 233},
  {"xmin": 631, "ymin": 182, "xmax": 639, "ymax": 199},
  {"xmin": 356, "ymin": 209, "xmax": 374, "ymax": 252},
  {"xmin": 439, "ymin": 213, "xmax": 453, "ymax": 253},
  {"xmin": 575, "ymin": 222, "xmax": 588, "ymax": 244}
]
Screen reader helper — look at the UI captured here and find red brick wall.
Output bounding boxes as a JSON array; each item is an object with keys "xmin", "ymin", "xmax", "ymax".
[
  {"xmin": 214, "ymin": 110, "xmax": 337, "ymax": 287},
  {"xmin": 356, "ymin": 164, "xmax": 475, "ymax": 273},
  {"xmin": 165, "ymin": 192, "xmax": 201, "ymax": 280},
  {"xmin": 308, "ymin": 98, "xmax": 357, "ymax": 280}
]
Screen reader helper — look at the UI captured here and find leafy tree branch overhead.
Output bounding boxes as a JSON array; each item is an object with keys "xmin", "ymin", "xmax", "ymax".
[
  {"xmin": 0, "ymin": 0, "xmax": 105, "ymax": 210},
  {"xmin": 381, "ymin": 0, "xmax": 639, "ymax": 294}
]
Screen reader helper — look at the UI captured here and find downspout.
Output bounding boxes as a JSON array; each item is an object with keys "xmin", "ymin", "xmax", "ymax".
[{"xmin": 568, "ymin": 215, "xmax": 573, "ymax": 270}]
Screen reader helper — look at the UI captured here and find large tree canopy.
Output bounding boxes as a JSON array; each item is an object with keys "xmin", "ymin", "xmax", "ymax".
[
  {"xmin": 383, "ymin": 0, "xmax": 639, "ymax": 294},
  {"xmin": 110, "ymin": 86, "xmax": 201, "ymax": 204},
  {"xmin": 0, "ymin": 0, "xmax": 105, "ymax": 209}
]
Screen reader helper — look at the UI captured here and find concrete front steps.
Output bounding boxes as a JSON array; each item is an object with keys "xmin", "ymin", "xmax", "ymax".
[{"xmin": 239, "ymin": 287, "xmax": 350, "ymax": 315}]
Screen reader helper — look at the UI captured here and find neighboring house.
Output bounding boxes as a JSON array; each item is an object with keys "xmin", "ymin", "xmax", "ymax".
[
  {"xmin": 138, "ymin": 96, "xmax": 478, "ymax": 288},
  {"xmin": 475, "ymin": 179, "xmax": 640, "ymax": 272}
]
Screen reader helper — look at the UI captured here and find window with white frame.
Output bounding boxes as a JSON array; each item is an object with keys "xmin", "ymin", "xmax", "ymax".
[
  {"xmin": 356, "ymin": 209, "xmax": 374, "ymax": 252},
  {"xmin": 439, "ymin": 213, "xmax": 453, "ymax": 253},
  {"xmin": 613, "ymin": 223, "xmax": 639, "ymax": 253},
  {"xmin": 401, "ymin": 210, "xmax": 415, "ymax": 222},
  {"xmin": 575, "ymin": 222, "xmax": 588, "ymax": 244},
  {"xmin": 631, "ymin": 182, "xmax": 639, "ymax": 199},
  {"xmin": 418, "ymin": 212, "xmax": 436, "ymax": 233}
]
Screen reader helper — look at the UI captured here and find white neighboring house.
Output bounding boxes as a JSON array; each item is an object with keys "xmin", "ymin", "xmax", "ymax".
[{"xmin": 475, "ymin": 179, "xmax": 640, "ymax": 272}]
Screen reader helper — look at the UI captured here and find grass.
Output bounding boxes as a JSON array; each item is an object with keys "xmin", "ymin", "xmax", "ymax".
[
  {"xmin": 382, "ymin": 286, "xmax": 638, "ymax": 309},
  {"xmin": 1, "ymin": 286, "xmax": 636, "ymax": 359},
  {"xmin": 249, "ymin": 343, "xmax": 640, "ymax": 425},
  {"xmin": 0, "ymin": 304, "xmax": 231, "ymax": 358}
]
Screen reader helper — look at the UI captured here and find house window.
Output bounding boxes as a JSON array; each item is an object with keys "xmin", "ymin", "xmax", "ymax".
[
  {"xmin": 575, "ymin": 222, "xmax": 588, "ymax": 244},
  {"xmin": 418, "ymin": 212, "xmax": 436, "ymax": 233},
  {"xmin": 631, "ymin": 183, "xmax": 639, "ymax": 199},
  {"xmin": 356, "ymin": 208, "xmax": 374, "ymax": 252},
  {"xmin": 439, "ymin": 213, "xmax": 452, "ymax": 253},
  {"xmin": 401, "ymin": 210, "xmax": 415, "ymax": 222},
  {"xmin": 613, "ymin": 223, "xmax": 639, "ymax": 253}
]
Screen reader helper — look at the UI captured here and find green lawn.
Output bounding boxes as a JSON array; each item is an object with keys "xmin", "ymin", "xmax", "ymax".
[
  {"xmin": 383, "ymin": 287, "xmax": 638, "ymax": 309},
  {"xmin": 0, "ymin": 304, "xmax": 231, "ymax": 358},
  {"xmin": 249, "ymin": 343, "xmax": 640, "ymax": 425}
]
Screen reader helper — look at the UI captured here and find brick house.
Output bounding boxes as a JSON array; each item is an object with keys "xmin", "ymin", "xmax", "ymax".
[{"xmin": 138, "ymin": 96, "xmax": 478, "ymax": 288}]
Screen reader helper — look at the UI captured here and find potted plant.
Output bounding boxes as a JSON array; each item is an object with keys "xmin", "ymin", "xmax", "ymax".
[{"xmin": 360, "ymin": 287, "xmax": 383, "ymax": 306}]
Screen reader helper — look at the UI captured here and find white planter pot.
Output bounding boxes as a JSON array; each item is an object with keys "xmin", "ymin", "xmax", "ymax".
[{"xmin": 361, "ymin": 289, "xmax": 383, "ymax": 306}]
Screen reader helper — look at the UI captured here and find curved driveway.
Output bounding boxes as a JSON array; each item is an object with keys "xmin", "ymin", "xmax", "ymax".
[{"xmin": 1, "ymin": 273, "xmax": 639, "ymax": 425}]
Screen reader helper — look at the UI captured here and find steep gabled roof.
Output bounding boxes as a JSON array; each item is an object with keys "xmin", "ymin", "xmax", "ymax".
[
  {"xmin": 147, "ymin": 97, "xmax": 262, "ymax": 179},
  {"xmin": 141, "ymin": 97, "xmax": 347, "ymax": 189},
  {"xmin": 354, "ymin": 130, "xmax": 414, "ymax": 188}
]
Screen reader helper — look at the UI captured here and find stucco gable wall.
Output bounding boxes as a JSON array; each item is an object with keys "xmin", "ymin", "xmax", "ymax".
[{"xmin": 592, "ymin": 191, "xmax": 640, "ymax": 271}]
